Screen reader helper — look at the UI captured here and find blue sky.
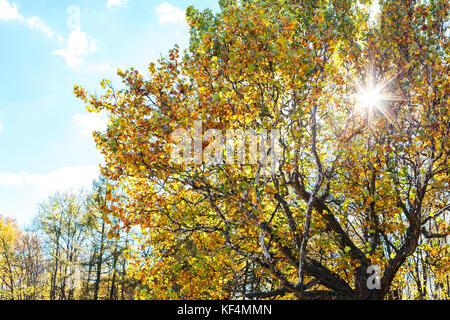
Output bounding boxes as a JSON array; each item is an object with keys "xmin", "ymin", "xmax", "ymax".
[{"xmin": 0, "ymin": 0, "xmax": 220, "ymax": 227}]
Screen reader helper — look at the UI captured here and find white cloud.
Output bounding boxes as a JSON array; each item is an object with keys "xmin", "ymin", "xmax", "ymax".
[
  {"xmin": 0, "ymin": 0, "xmax": 22, "ymax": 20},
  {"xmin": 26, "ymin": 16, "xmax": 54, "ymax": 38},
  {"xmin": 86, "ymin": 63, "xmax": 112, "ymax": 73},
  {"xmin": 0, "ymin": 172, "xmax": 22, "ymax": 187},
  {"xmin": 107, "ymin": 0, "xmax": 127, "ymax": 9},
  {"xmin": 0, "ymin": 166, "xmax": 99, "ymax": 194},
  {"xmin": 73, "ymin": 112, "xmax": 108, "ymax": 136},
  {"xmin": 0, "ymin": 123, "xmax": 3, "ymax": 133},
  {"xmin": 54, "ymin": 30, "xmax": 97, "ymax": 71},
  {"xmin": 0, "ymin": 1, "xmax": 62, "ymax": 41},
  {"xmin": 156, "ymin": 2, "xmax": 186, "ymax": 26}
]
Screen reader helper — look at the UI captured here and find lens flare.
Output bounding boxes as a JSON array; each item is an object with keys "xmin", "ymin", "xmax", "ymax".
[
  {"xmin": 352, "ymin": 68, "xmax": 404, "ymax": 123},
  {"xmin": 356, "ymin": 86, "xmax": 383, "ymax": 112}
]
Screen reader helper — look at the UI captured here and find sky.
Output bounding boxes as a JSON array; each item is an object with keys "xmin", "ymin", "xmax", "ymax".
[{"xmin": 0, "ymin": 0, "xmax": 220, "ymax": 227}]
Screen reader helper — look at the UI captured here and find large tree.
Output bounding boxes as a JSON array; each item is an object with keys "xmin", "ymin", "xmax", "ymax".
[{"xmin": 75, "ymin": 0, "xmax": 449, "ymax": 299}]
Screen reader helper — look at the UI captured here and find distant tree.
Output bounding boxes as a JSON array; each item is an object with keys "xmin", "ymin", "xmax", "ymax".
[
  {"xmin": 83, "ymin": 177, "xmax": 137, "ymax": 300},
  {"xmin": 35, "ymin": 193, "xmax": 87, "ymax": 300},
  {"xmin": 0, "ymin": 216, "xmax": 46, "ymax": 299}
]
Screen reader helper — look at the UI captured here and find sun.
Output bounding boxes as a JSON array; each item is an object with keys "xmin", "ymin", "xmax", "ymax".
[
  {"xmin": 352, "ymin": 68, "xmax": 403, "ymax": 122},
  {"xmin": 355, "ymin": 85, "xmax": 384, "ymax": 112}
]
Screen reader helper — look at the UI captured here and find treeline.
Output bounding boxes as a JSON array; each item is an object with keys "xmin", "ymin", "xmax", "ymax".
[{"xmin": 0, "ymin": 177, "xmax": 138, "ymax": 300}]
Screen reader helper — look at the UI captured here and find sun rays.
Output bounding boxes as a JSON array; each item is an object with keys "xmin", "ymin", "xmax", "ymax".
[{"xmin": 352, "ymin": 68, "xmax": 404, "ymax": 124}]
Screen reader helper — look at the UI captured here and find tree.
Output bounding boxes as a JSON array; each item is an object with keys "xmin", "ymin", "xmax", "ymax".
[
  {"xmin": 35, "ymin": 192, "xmax": 88, "ymax": 300},
  {"xmin": 0, "ymin": 216, "xmax": 47, "ymax": 300},
  {"xmin": 75, "ymin": 0, "xmax": 449, "ymax": 299},
  {"xmin": 83, "ymin": 177, "xmax": 136, "ymax": 300},
  {"xmin": 29, "ymin": 186, "xmax": 137, "ymax": 300},
  {"xmin": 0, "ymin": 216, "xmax": 20, "ymax": 299}
]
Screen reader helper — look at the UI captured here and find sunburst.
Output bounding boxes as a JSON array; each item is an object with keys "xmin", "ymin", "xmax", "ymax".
[{"xmin": 353, "ymin": 69, "xmax": 403, "ymax": 123}]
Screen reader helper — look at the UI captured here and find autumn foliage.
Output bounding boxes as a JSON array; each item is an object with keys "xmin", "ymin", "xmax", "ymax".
[{"xmin": 75, "ymin": 0, "xmax": 449, "ymax": 299}]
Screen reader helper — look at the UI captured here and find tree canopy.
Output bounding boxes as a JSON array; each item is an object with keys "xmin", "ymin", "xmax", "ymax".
[{"xmin": 74, "ymin": 0, "xmax": 449, "ymax": 300}]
